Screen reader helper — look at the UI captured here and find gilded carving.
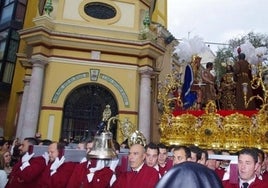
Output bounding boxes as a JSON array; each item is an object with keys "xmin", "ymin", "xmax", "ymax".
[{"xmin": 159, "ymin": 103, "xmax": 268, "ymax": 152}]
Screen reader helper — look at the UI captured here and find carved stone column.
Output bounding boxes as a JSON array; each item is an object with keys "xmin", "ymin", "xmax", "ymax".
[
  {"xmin": 16, "ymin": 75, "xmax": 31, "ymax": 140},
  {"xmin": 21, "ymin": 55, "xmax": 48, "ymax": 139},
  {"xmin": 138, "ymin": 67, "xmax": 153, "ymax": 142}
]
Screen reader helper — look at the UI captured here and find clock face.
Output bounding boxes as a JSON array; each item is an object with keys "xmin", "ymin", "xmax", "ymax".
[{"xmin": 84, "ymin": 2, "xmax": 117, "ymax": 20}]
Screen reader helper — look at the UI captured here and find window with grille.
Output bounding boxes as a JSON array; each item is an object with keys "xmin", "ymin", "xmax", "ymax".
[{"xmin": 61, "ymin": 84, "xmax": 118, "ymax": 142}]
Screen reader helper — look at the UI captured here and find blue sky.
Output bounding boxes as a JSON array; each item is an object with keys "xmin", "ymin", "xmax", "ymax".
[{"xmin": 168, "ymin": 0, "xmax": 268, "ymax": 51}]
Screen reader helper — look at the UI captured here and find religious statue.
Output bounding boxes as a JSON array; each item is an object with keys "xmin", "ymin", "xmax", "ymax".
[
  {"xmin": 190, "ymin": 55, "xmax": 203, "ymax": 84},
  {"xmin": 189, "ymin": 55, "xmax": 205, "ymax": 109},
  {"xmin": 201, "ymin": 62, "xmax": 217, "ymax": 106},
  {"xmin": 102, "ymin": 104, "xmax": 112, "ymax": 121},
  {"xmin": 175, "ymin": 36, "xmax": 209, "ymax": 110},
  {"xmin": 219, "ymin": 66, "xmax": 236, "ymax": 110},
  {"xmin": 233, "ymin": 53, "xmax": 255, "ymax": 110}
]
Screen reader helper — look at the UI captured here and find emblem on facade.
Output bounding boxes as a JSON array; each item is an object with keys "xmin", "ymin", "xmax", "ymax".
[{"xmin": 90, "ymin": 69, "xmax": 100, "ymax": 81}]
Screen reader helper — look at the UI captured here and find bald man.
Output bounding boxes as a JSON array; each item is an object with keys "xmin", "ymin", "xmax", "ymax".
[
  {"xmin": 112, "ymin": 144, "xmax": 159, "ymax": 188},
  {"xmin": 37, "ymin": 142, "xmax": 76, "ymax": 188}
]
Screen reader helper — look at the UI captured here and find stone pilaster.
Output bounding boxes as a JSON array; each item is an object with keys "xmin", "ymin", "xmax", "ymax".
[
  {"xmin": 21, "ymin": 55, "xmax": 48, "ymax": 139},
  {"xmin": 138, "ymin": 67, "xmax": 153, "ymax": 143},
  {"xmin": 16, "ymin": 75, "xmax": 31, "ymax": 140}
]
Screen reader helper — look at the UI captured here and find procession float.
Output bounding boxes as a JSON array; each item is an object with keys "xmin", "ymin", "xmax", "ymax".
[{"xmin": 158, "ymin": 37, "xmax": 268, "ymax": 152}]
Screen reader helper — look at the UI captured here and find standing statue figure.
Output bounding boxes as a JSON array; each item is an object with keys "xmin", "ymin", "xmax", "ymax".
[
  {"xmin": 201, "ymin": 62, "xmax": 216, "ymax": 106},
  {"xmin": 102, "ymin": 105, "xmax": 112, "ymax": 121},
  {"xmin": 189, "ymin": 55, "xmax": 204, "ymax": 109},
  {"xmin": 190, "ymin": 55, "xmax": 203, "ymax": 85},
  {"xmin": 233, "ymin": 53, "xmax": 255, "ymax": 110},
  {"xmin": 219, "ymin": 65, "xmax": 236, "ymax": 109}
]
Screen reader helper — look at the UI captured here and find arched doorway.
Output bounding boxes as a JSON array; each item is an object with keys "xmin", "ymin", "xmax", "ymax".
[{"xmin": 61, "ymin": 83, "xmax": 118, "ymax": 142}]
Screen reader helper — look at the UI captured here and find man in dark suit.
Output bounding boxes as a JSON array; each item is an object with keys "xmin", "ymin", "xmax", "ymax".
[{"xmin": 222, "ymin": 148, "xmax": 268, "ymax": 188}]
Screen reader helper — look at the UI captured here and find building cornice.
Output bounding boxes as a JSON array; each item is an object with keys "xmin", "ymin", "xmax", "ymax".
[{"xmin": 19, "ymin": 25, "xmax": 166, "ymax": 59}]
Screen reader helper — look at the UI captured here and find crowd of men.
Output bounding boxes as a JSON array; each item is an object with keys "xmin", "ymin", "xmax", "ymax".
[{"xmin": 1, "ymin": 136, "xmax": 268, "ymax": 188}]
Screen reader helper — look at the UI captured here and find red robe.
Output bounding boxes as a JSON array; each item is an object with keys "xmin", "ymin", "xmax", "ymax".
[
  {"xmin": 37, "ymin": 161, "xmax": 76, "ymax": 188},
  {"xmin": 5, "ymin": 156, "xmax": 46, "ymax": 188},
  {"xmin": 262, "ymin": 171, "xmax": 268, "ymax": 182},
  {"xmin": 111, "ymin": 164, "xmax": 160, "ymax": 188},
  {"xmin": 67, "ymin": 161, "xmax": 113, "ymax": 188},
  {"xmin": 115, "ymin": 155, "xmax": 129, "ymax": 178},
  {"xmin": 158, "ymin": 159, "xmax": 173, "ymax": 177},
  {"xmin": 215, "ymin": 168, "xmax": 225, "ymax": 180},
  {"xmin": 222, "ymin": 178, "xmax": 268, "ymax": 188}
]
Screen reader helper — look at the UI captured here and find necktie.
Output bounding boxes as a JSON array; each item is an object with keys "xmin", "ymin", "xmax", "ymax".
[{"xmin": 242, "ymin": 182, "xmax": 249, "ymax": 188}]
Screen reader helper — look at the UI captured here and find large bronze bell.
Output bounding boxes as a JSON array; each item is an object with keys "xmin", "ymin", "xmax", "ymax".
[
  {"xmin": 87, "ymin": 131, "xmax": 117, "ymax": 159},
  {"xmin": 88, "ymin": 106, "xmax": 118, "ymax": 159}
]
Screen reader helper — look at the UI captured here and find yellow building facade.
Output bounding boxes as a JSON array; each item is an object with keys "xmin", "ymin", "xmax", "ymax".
[{"xmin": 5, "ymin": 0, "xmax": 175, "ymax": 144}]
